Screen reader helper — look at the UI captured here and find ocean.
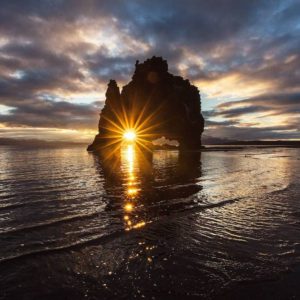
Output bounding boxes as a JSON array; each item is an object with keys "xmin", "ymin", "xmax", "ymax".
[{"xmin": 0, "ymin": 145, "xmax": 299, "ymax": 299}]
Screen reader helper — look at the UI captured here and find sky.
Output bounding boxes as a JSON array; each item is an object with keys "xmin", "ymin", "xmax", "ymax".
[{"xmin": 0, "ymin": 0, "xmax": 299, "ymax": 142}]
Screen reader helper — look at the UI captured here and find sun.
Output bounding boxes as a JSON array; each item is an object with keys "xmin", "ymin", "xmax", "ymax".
[{"xmin": 123, "ymin": 130, "xmax": 136, "ymax": 142}]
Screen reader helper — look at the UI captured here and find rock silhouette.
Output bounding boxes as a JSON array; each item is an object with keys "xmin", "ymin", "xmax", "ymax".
[{"xmin": 87, "ymin": 57, "xmax": 204, "ymax": 152}]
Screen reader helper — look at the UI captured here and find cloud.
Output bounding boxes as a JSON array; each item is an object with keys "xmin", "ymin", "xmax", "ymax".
[
  {"xmin": 0, "ymin": 99, "xmax": 102, "ymax": 130},
  {"xmin": 204, "ymin": 92, "xmax": 300, "ymax": 140},
  {"xmin": 216, "ymin": 92, "xmax": 300, "ymax": 117},
  {"xmin": 205, "ymin": 124, "xmax": 299, "ymax": 140},
  {"xmin": 0, "ymin": 0, "xmax": 299, "ymax": 140}
]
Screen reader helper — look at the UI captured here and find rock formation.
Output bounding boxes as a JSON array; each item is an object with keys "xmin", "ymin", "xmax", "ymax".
[{"xmin": 87, "ymin": 56, "xmax": 204, "ymax": 152}]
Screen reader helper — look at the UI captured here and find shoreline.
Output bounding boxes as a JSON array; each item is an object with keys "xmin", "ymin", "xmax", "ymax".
[{"xmin": 1, "ymin": 144, "xmax": 300, "ymax": 152}]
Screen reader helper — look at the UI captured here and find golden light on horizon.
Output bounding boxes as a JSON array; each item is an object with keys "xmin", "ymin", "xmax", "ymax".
[
  {"xmin": 123, "ymin": 130, "xmax": 136, "ymax": 142},
  {"xmin": 97, "ymin": 94, "xmax": 166, "ymax": 154}
]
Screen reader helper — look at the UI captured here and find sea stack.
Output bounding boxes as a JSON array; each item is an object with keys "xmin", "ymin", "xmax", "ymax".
[{"xmin": 87, "ymin": 57, "xmax": 204, "ymax": 152}]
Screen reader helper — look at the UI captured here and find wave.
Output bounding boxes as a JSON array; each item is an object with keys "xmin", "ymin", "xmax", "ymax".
[
  {"xmin": 0, "ymin": 206, "xmax": 105, "ymax": 235},
  {"xmin": 0, "ymin": 197, "xmax": 242, "ymax": 264}
]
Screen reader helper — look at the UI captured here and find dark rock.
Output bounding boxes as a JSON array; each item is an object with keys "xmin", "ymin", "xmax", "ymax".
[{"xmin": 87, "ymin": 56, "xmax": 204, "ymax": 152}]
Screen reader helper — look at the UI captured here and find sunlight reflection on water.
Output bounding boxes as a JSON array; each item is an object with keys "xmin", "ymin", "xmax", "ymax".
[{"xmin": 0, "ymin": 146, "xmax": 299, "ymax": 299}]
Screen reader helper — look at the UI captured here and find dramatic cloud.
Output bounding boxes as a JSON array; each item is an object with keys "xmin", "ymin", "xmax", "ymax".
[
  {"xmin": 0, "ymin": 0, "xmax": 299, "ymax": 141},
  {"xmin": 205, "ymin": 92, "xmax": 300, "ymax": 139}
]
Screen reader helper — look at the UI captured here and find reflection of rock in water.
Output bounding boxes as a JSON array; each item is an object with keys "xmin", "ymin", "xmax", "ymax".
[
  {"xmin": 88, "ymin": 56, "xmax": 204, "ymax": 152},
  {"xmin": 177, "ymin": 151, "xmax": 202, "ymax": 180},
  {"xmin": 91, "ymin": 145, "xmax": 202, "ymax": 231}
]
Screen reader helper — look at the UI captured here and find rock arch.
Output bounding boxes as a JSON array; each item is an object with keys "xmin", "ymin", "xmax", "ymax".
[{"xmin": 88, "ymin": 57, "xmax": 204, "ymax": 152}]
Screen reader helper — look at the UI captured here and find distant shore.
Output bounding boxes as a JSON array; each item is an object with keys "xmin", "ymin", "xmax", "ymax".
[{"xmin": 0, "ymin": 138, "xmax": 299, "ymax": 150}]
